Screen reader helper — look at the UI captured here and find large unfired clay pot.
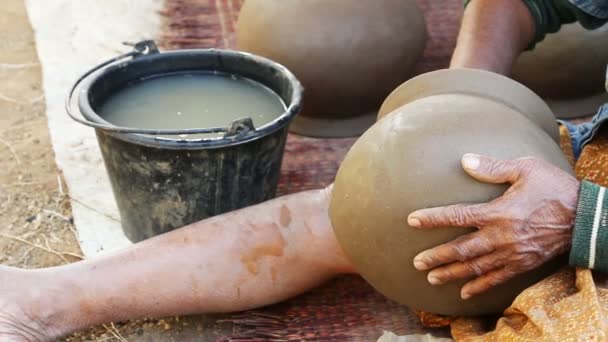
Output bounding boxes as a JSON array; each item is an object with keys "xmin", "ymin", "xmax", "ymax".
[
  {"xmin": 378, "ymin": 68, "xmax": 560, "ymax": 143},
  {"xmin": 237, "ymin": 0, "xmax": 427, "ymax": 138},
  {"xmin": 330, "ymin": 69, "xmax": 571, "ymax": 316},
  {"xmin": 512, "ymin": 23, "xmax": 608, "ymax": 118}
]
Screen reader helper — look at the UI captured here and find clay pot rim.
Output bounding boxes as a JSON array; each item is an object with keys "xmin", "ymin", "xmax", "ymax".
[{"xmin": 377, "ymin": 68, "xmax": 560, "ymax": 142}]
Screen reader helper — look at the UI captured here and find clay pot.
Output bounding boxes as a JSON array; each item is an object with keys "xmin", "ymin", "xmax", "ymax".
[
  {"xmin": 378, "ymin": 68, "xmax": 560, "ymax": 142},
  {"xmin": 512, "ymin": 23, "xmax": 608, "ymax": 118},
  {"xmin": 330, "ymin": 69, "xmax": 571, "ymax": 316},
  {"xmin": 236, "ymin": 0, "xmax": 427, "ymax": 138}
]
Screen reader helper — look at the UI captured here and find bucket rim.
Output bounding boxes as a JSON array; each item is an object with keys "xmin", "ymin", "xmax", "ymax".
[{"xmin": 75, "ymin": 47, "xmax": 303, "ymax": 150}]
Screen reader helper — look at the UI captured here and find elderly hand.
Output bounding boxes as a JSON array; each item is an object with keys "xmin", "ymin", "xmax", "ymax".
[{"xmin": 408, "ymin": 154, "xmax": 580, "ymax": 300}]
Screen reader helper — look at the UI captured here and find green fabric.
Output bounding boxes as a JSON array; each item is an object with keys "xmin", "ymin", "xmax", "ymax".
[
  {"xmin": 464, "ymin": 0, "xmax": 608, "ymax": 49},
  {"xmin": 570, "ymin": 181, "xmax": 608, "ymax": 272},
  {"xmin": 594, "ymin": 189, "xmax": 608, "ymax": 272}
]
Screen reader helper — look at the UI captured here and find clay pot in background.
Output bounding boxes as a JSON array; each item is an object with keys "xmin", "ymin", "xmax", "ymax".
[
  {"xmin": 330, "ymin": 69, "xmax": 570, "ymax": 316},
  {"xmin": 237, "ymin": 0, "xmax": 427, "ymax": 137},
  {"xmin": 512, "ymin": 23, "xmax": 608, "ymax": 119}
]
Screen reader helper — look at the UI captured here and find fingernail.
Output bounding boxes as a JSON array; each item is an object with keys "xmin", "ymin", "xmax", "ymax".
[
  {"xmin": 413, "ymin": 257, "xmax": 428, "ymax": 270},
  {"xmin": 462, "ymin": 154, "xmax": 480, "ymax": 171},
  {"xmin": 428, "ymin": 274, "xmax": 441, "ymax": 285},
  {"xmin": 461, "ymin": 292, "xmax": 471, "ymax": 300},
  {"xmin": 408, "ymin": 215, "xmax": 421, "ymax": 227}
]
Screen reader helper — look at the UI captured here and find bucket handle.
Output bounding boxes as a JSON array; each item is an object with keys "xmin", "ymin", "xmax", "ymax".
[{"xmin": 65, "ymin": 40, "xmax": 255, "ymax": 138}]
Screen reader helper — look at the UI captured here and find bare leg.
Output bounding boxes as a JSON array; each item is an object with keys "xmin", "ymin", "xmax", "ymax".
[{"xmin": 0, "ymin": 187, "xmax": 354, "ymax": 341}]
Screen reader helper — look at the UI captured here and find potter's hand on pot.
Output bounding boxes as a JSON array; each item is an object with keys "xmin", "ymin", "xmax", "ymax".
[{"xmin": 408, "ymin": 154, "xmax": 579, "ymax": 299}]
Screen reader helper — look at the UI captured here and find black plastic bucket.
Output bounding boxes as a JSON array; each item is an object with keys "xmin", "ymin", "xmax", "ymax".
[{"xmin": 67, "ymin": 41, "xmax": 303, "ymax": 242}]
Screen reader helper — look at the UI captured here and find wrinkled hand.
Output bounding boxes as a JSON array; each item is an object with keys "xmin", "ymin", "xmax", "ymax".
[{"xmin": 408, "ymin": 154, "xmax": 580, "ymax": 300}]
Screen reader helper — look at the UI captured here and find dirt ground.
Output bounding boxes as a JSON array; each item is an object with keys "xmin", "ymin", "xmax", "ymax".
[
  {"xmin": 0, "ymin": 0, "xmax": 80, "ymax": 270},
  {"xmin": 0, "ymin": 1, "xmax": 232, "ymax": 341}
]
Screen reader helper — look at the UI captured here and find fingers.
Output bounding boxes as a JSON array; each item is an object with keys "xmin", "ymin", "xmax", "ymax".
[
  {"xmin": 460, "ymin": 267, "xmax": 517, "ymax": 300},
  {"xmin": 461, "ymin": 153, "xmax": 529, "ymax": 184},
  {"xmin": 408, "ymin": 203, "xmax": 490, "ymax": 229},
  {"xmin": 407, "ymin": 154, "xmax": 538, "ymax": 229},
  {"xmin": 425, "ymin": 251, "xmax": 508, "ymax": 285},
  {"xmin": 413, "ymin": 232, "xmax": 496, "ymax": 271}
]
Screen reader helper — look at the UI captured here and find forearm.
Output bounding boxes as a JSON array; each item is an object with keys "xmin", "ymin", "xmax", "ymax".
[
  {"xmin": 450, "ymin": 0, "xmax": 535, "ymax": 75},
  {"xmin": 32, "ymin": 187, "xmax": 352, "ymax": 335}
]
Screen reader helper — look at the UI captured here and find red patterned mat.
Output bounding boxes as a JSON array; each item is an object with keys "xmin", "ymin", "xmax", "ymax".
[{"xmin": 160, "ymin": 1, "xmax": 463, "ymax": 340}]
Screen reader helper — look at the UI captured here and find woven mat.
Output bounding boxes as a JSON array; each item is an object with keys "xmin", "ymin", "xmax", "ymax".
[{"xmin": 161, "ymin": 1, "xmax": 462, "ymax": 340}]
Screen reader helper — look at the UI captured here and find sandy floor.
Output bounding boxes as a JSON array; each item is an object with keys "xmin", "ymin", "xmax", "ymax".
[
  {"xmin": 0, "ymin": 1, "xmax": 233, "ymax": 340},
  {"xmin": 0, "ymin": 0, "xmax": 80, "ymax": 270}
]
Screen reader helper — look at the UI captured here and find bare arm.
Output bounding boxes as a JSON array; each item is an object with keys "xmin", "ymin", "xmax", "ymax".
[
  {"xmin": 5, "ymin": 187, "xmax": 353, "ymax": 340},
  {"xmin": 450, "ymin": 0, "xmax": 535, "ymax": 75}
]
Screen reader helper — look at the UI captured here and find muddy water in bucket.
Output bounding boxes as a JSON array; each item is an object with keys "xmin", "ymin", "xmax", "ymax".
[
  {"xmin": 68, "ymin": 41, "xmax": 303, "ymax": 242},
  {"xmin": 99, "ymin": 72, "xmax": 286, "ymax": 139}
]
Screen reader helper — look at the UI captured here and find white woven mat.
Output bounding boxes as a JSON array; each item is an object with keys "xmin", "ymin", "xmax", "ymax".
[{"xmin": 25, "ymin": 0, "xmax": 163, "ymax": 257}]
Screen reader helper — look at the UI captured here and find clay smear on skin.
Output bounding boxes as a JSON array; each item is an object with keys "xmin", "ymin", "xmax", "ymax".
[
  {"xmin": 240, "ymin": 228, "xmax": 286, "ymax": 275},
  {"xmin": 279, "ymin": 204, "xmax": 292, "ymax": 227},
  {"xmin": 303, "ymin": 221, "xmax": 314, "ymax": 235}
]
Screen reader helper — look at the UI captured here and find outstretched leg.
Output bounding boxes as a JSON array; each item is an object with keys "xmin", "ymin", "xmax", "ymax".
[{"xmin": 0, "ymin": 187, "xmax": 353, "ymax": 341}]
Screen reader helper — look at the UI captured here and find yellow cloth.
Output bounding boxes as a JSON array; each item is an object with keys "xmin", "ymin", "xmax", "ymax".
[{"xmin": 450, "ymin": 125, "xmax": 608, "ymax": 340}]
